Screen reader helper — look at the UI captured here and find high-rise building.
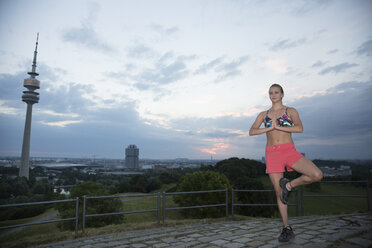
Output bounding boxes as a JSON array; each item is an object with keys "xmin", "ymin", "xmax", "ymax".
[
  {"xmin": 125, "ymin": 144, "xmax": 139, "ymax": 170},
  {"xmin": 19, "ymin": 34, "xmax": 40, "ymax": 180}
]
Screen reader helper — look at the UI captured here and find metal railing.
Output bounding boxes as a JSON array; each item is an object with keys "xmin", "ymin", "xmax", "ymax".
[
  {"xmin": 300, "ymin": 180, "xmax": 370, "ymax": 215},
  {"xmin": 0, "ymin": 180, "xmax": 369, "ymax": 235},
  {"xmin": 162, "ymin": 189, "xmax": 229, "ymax": 223},
  {"xmin": 0, "ymin": 198, "xmax": 79, "ymax": 235},
  {"xmin": 231, "ymin": 189, "xmax": 299, "ymax": 216},
  {"xmin": 82, "ymin": 192, "xmax": 161, "ymax": 234}
]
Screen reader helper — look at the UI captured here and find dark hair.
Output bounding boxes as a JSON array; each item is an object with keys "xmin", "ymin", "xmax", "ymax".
[{"xmin": 270, "ymin": 83, "xmax": 284, "ymax": 94}]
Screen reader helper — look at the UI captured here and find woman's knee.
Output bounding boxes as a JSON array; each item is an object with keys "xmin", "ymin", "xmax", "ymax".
[{"xmin": 312, "ymin": 170, "xmax": 323, "ymax": 182}]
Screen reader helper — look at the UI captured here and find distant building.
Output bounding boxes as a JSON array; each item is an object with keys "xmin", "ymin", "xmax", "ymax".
[
  {"xmin": 125, "ymin": 144, "xmax": 139, "ymax": 170},
  {"xmin": 319, "ymin": 165, "xmax": 352, "ymax": 177}
]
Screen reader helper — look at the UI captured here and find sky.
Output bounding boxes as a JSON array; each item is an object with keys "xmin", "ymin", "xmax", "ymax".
[{"xmin": 0, "ymin": 0, "xmax": 371, "ymax": 160}]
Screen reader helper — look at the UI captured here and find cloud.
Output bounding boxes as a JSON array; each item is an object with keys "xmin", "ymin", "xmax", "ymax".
[
  {"xmin": 311, "ymin": 60, "xmax": 326, "ymax": 68},
  {"xmin": 127, "ymin": 43, "xmax": 157, "ymax": 58},
  {"xmin": 41, "ymin": 82, "xmax": 94, "ymax": 115},
  {"xmin": 126, "ymin": 52, "xmax": 192, "ymax": 91},
  {"xmin": 61, "ymin": 2, "xmax": 113, "ymax": 53},
  {"xmin": 194, "ymin": 56, "xmax": 249, "ymax": 81},
  {"xmin": 40, "ymin": 120, "xmax": 82, "ymax": 127},
  {"xmin": 215, "ymin": 56, "xmax": 249, "ymax": 72},
  {"xmin": 0, "ymin": 68, "xmax": 95, "ymax": 129},
  {"xmin": 0, "ymin": 72, "xmax": 26, "ymax": 103},
  {"xmin": 319, "ymin": 62, "xmax": 358, "ymax": 75},
  {"xmin": 265, "ymin": 59, "xmax": 288, "ymax": 73},
  {"xmin": 39, "ymin": 110, "xmax": 79, "ymax": 118},
  {"xmin": 269, "ymin": 38, "xmax": 306, "ymax": 51},
  {"xmin": 0, "ymin": 100, "xmax": 21, "ymax": 116},
  {"xmin": 215, "ymin": 56, "xmax": 249, "ymax": 81},
  {"xmin": 151, "ymin": 24, "xmax": 179, "ymax": 36},
  {"xmin": 166, "ymin": 80, "xmax": 372, "ymax": 159},
  {"xmin": 62, "ymin": 25, "xmax": 113, "ymax": 53},
  {"xmin": 204, "ymin": 130, "xmax": 242, "ymax": 139},
  {"xmin": 356, "ymin": 38, "xmax": 372, "ymax": 57},
  {"xmin": 194, "ymin": 56, "xmax": 225, "ymax": 74},
  {"xmin": 137, "ymin": 59, "xmax": 188, "ymax": 88},
  {"xmin": 290, "ymin": 0, "xmax": 333, "ymax": 15},
  {"xmin": 199, "ymin": 140, "xmax": 230, "ymax": 155},
  {"xmin": 328, "ymin": 49, "xmax": 338, "ymax": 54},
  {"xmin": 2, "ymin": 73, "xmax": 371, "ymax": 159},
  {"xmin": 0, "ymin": 76, "xmax": 196, "ymax": 158},
  {"xmin": 289, "ymin": 80, "xmax": 372, "ymax": 158}
]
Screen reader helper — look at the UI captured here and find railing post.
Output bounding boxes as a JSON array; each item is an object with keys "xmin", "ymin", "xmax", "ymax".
[
  {"xmin": 366, "ymin": 181, "xmax": 370, "ymax": 211},
  {"xmin": 295, "ymin": 189, "xmax": 298, "ymax": 216},
  {"xmin": 82, "ymin": 195, "xmax": 86, "ymax": 234},
  {"xmin": 75, "ymin": 197, "xmax": 79, "ymax": 236},
  {"xmin": 231, "ymin": 189, "xmax": 234, "ymax": 217},
  {"xmin": 225, "ymin": 188, "xmax": 228, "ymax": 217},
  {"xmin": 300, "ymin": 186, "xmax": 304, "ymax": 216},
  {"xmin": 162, "ymin": 192, "xmax": 166, "ymax": 223},
  {"xmin": 157, "ymin": 192, "xmax": 161, "ymax": 225}
]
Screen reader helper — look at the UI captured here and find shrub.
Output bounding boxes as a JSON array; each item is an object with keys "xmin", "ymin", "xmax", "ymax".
[
  {"xmin": 0, "ymin": 177, "xmax": 30, "ymax": 199},
  {"xmin": 174, "ymin": 171, "xmax": 231, "ymax": 218},
  {"xmin": 233, "ymin": 177, "xmax": 276, "ymax": 217},
  {"xmin": 56, "ymin": 181, "xmax": 123, "ymax": 230},
  {"xmin": 0, "ymin": 195, "xmax": 48, "ymax": 221}
]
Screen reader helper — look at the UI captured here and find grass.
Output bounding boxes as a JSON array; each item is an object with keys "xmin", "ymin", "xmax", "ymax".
[
  {"xmin": 288, "ymin": 183, "xmax": 370, "ymax": 216},
  {"xmin": 0, "ymin": 208, "xmax": 56, "ymax": 233},
  {"xmin": 0, "ymin": 181, "xmax": 371, "ymax": 247},
  {"xmin": 254, "ymin": 176, "xmax": 371, "ymax": 217},
  {"xmin": 0, "ymin": 221, "xmax": 74, "ymax": 248}
]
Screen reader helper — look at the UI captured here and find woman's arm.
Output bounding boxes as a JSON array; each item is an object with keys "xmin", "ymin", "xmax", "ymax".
[
  {"xmin": 249, "ymin": 111, "xmax": 274, "ymax": 136},
  {"xmin": 274, "ymin": 107, "xmax": 303, "ymax": 133}
]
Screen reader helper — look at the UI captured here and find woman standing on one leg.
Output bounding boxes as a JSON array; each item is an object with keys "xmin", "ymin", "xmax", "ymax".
[{"xmin": 249, "ymin": 83, "xmax": 323, "ymax": 242}]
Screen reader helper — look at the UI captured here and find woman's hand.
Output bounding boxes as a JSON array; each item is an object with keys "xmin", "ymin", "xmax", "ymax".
[
  {"xmin": 271, "ymin": 119, "xmax": 277, "ymax": 130},
  {"xmin": 249, "ymin": 111, "xmax": 273, "ymax": 136},
  {"xmin": 267, "ymin": 122, "xmax": 275, "ymax": 131}
]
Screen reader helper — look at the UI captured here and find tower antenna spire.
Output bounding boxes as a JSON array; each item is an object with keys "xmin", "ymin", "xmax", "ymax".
[{"xmin": 29, "ymin": 33, "xmax": 39, "ymax": 78}]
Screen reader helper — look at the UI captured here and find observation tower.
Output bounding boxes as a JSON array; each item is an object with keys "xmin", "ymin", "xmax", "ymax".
[{"xmin": 19, "ymin": 34, "xmax": 40, "ymax": 179}]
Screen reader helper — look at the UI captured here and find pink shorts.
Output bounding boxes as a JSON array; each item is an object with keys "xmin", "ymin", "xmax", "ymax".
[{"xmin": 265, "ymin": 142, "xmax": 303, "ymax": 174}]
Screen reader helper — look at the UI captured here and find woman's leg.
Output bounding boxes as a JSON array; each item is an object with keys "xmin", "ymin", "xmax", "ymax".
[
  {"xmin": 269, "ymin": 172, "xmax": 289, "ymax": 227},
  {"xmin": 289, "ymin": 157, "xmax": 323, "ymax": 189}
]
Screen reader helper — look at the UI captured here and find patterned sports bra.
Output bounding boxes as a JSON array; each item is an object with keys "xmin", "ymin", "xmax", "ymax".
[{"xmin": 264, "ymin": 108, "xmax": 294, "ymax": 127}]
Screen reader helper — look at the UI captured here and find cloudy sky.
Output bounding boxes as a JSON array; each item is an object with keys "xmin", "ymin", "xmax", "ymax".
[{"xmin": 0, "ymin": 0, "xmax": 371, "ymax": 160}]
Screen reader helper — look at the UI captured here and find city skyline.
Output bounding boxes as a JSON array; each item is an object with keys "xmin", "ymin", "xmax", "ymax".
[{"xmin": 0, "ymin": 0, "xmax": 372, "ymax": 160}]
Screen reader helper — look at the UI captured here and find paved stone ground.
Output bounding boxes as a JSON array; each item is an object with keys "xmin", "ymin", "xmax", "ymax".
[{"xmin": 35, "ymin": 214, "xmax": 372, "ymax": 248}]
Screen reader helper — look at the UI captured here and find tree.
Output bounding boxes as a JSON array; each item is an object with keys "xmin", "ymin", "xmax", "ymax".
[
  {"xmin": 214, "ymin": 158, "xmax": 266, "ymax": 184},
  {"xmin": 0, "ymin": 177, "xmax": 30, "ymax": 199},
  {"xmin": 116, "ymin": 178, "xmax": 130, "ymax": 193},
  {"xmin": 129, "ymin": 175, "xmax": 149, "ymax": 193},
  {"xmin": 56, "ymin": 181, "xmax": 123, "ymax": 230},
  {"xmin": 31, "ymin": 179, "xmax": 53, "ymax": 195},
  {"xmin": 174, "ymin": 171, "xmax": 231, "ymax": 218},
  {"xmin": 159, "ymin": 171, "xmax": 181, "ymax": 184},
  {"xmin": 147, "ymin": 178, "xmax": 162, "ymax": 192}
]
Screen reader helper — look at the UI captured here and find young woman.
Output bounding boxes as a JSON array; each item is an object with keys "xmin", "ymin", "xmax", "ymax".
[{"xmin": 249, "ymin": 83, "xmax": 323, "ymax": 242}]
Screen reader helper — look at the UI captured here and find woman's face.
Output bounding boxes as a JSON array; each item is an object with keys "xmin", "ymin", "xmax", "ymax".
[{"xmin": 269, "ymin": 86, "xmax": 284, "ymax": 103}]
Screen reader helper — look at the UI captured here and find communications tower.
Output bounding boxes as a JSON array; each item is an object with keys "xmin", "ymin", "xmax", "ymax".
[{"xmin": 19, "ymin": 34, "xmax": 40, "ymax": 179}]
